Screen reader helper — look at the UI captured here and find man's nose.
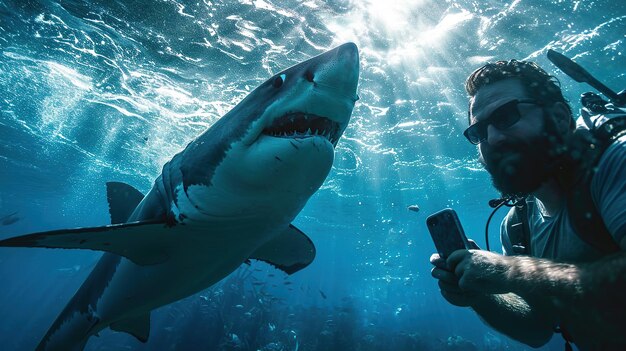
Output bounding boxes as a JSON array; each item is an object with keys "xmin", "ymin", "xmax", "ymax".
[{"xmin": 486, "ymin": 124, "xmax": 506, "ymax": 145}]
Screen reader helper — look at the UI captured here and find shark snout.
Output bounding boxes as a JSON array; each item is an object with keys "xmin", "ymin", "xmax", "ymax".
[{"xmin": 312, "ymin": 42, "xmax": 360, "ymax": 103}]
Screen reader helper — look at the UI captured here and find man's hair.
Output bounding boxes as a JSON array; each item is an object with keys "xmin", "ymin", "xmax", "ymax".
[{"xmin": 465, "ymin": 59, "xmax": 574, "ymax": 126}]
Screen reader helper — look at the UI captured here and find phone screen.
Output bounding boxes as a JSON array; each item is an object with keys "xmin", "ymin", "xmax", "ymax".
[{"xmin": 426, "ymin": 208, "xmax": 468, "ymax": 258}]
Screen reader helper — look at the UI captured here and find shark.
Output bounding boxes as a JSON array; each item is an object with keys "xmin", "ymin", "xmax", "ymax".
[{"xmin": 0, "ymin": 42, "xmax": 359, "ymax": 350}]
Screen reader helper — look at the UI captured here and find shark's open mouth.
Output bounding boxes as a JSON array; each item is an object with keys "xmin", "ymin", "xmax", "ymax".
[{"xmin": 262, "ymin": 113, "xmax": 341, "ymax": 144}]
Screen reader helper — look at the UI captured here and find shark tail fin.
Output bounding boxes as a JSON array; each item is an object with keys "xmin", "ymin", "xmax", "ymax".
[
  {"xmin": 36, "ymin": 321, "xmax": 93, "ymax": 351},
  {"xmin": 35, "ymin": 272, "xmax": 105, "ymax": 351},
  {"xmin": 31, "ymin": 182, "xmax": 147, "ymax": 351},
  {"xmin": 106, "ymin": 182, "xmax": 145, "ymax": 224}
]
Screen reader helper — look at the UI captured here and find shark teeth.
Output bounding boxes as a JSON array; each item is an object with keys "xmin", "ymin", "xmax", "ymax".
[{"xmin": 262, "ymin": 113, "xmax": 341, "ymax": 144}]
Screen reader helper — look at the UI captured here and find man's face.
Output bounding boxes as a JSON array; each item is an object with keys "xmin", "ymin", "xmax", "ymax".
[{"xmin": 468, "ymin": 78, "xmax": 554, "ymax": 196}]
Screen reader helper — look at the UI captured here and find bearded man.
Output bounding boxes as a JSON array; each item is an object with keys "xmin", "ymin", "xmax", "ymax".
[{"xmin": 430, "ymin": 60, "xmax": 626, "ymax": 351}]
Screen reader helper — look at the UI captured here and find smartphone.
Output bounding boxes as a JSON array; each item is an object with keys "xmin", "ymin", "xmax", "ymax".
[{"xmin": 426, "ymin": 208, "xmax": 470, "ymax": 259}]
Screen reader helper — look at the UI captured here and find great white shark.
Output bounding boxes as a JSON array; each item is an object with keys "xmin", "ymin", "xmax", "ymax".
[{"xmin": 0, "ymin": 42, "xmax": 359, "ymax": 350}]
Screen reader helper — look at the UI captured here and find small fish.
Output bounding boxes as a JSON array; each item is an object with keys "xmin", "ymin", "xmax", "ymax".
[
  {"xmin": 234, "ymin": 304, "xmax": 244, "ymax": 309},
  {"xmin": 319, "ymin": 290, "xmax": 327, "ymax": 299},
  {"xmin": 0, "ymin": 212, "xmax": 19, "ymax": 226},
  {"xmin": 407, "ymin": 205, "xmax": 420, "ymax": 213}
]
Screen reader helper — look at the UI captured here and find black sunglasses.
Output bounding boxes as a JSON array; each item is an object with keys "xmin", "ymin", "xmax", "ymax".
[{"xmin": 463, "ymin": 98, "xmax": 540, "ymax": 145}]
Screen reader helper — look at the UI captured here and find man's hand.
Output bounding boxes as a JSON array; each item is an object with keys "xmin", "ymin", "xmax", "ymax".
[
  {"xmin": 447, "ymin": 249, "xmax": 513, "ymax": 295},
  {"xmin": 430, "ymin": 252, "xmax": 481, "ymax": 307},
  {"xmin": 430, "ymin": 248, "xmax": 560, "ymax": 347}
]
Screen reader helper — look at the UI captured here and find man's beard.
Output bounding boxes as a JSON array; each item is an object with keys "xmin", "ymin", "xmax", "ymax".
[{"xmin": 483, "ymin": 135, "xmax": 556, "ymax": 197}]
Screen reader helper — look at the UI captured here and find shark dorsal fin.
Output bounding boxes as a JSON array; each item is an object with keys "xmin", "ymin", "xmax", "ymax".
[
  {"xmin": 110, "ymin": 312, "xmax": 151, "ymax": 342},
  {"xmin": 249, "ymin": 224, "xmax": 316, "ymax": 275},
  {"xmin": 106, "ymin": 182, "xmax": 145, "ymax": 224}
]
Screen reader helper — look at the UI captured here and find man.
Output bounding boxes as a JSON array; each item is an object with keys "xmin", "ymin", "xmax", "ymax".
[{"xmin": 430, "ymin": 59, "xmax": 626, "ymax": 350}]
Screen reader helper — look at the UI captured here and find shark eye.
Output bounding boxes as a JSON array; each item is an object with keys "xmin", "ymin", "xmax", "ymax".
[
  {"xmin": 305, "ymin": 70, "xmax": 314, "ymax": 82},
  {"xmin": 273, "ymin": 74, "xmax": 286, "ymax": 88}
]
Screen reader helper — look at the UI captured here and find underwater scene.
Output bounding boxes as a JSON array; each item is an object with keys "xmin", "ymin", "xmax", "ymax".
[{"xmin": 0, "ymin": 0, "xmax": 625, "ymax": 350}]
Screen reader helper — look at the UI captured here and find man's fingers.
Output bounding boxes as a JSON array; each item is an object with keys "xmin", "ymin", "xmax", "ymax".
[
  {"xmin": 438, "ymin": 279, "xmax": 463, "ymax": 294},
  {"xmin": 440, "ymin": 289, "xmax": 471, "ymax": 307},
  {"xmin": 447, "ymin": 249, "xmax": 470, "ymax": 272},
  {"xmin": 431, "ymin": 267, "xmax": 458, "ymax": 284},
  {"xmin": 430, "ymin": 253, "xmax": 447, "ymax": 269},
  {"xmin": 429, "ymin": 253, "xmax": 440, "ymax": 263}
]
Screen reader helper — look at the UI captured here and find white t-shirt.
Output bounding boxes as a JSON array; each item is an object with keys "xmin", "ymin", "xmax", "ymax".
[{"xmin": 501, "ymin": 135, "xmax": 626, "ymax": 262}]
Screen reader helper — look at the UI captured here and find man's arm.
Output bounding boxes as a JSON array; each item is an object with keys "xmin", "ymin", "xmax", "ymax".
[
  {"xmin": 431, "ymin": 253, "xmax": 554, "ymax": 347},
  {"xmin": 505, "ymin": 245, "xmax": 626, "ymax": 344},
  {"xmin": 448, "ymin": 247, "xmax": 626, "ymax": 344},
  {"xmin": 470, "ymin": 293, "xmax": 554, "ymax": 348}
]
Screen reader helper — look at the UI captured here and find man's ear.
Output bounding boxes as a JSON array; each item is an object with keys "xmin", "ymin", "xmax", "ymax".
[{"xmin": 550, "ymin": 102, "xmax": 573, "ymax": 135}]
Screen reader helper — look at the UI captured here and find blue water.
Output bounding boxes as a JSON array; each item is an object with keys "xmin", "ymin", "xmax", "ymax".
[{"xmin": 0, "ymin": 1, "xmax": 624, "ymax": 350}]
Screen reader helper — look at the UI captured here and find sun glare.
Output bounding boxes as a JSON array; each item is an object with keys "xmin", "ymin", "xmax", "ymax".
[
  {"xmin": 364, "ymin": 0, "xmax": 416, "ymax": 31},
  {"xmin": 325, "ymin": 1, "xmax": 474, "ymax": 67},
  {"xmin": 418, "ymin": 10, "xmax": 474, "ymax": 45}
]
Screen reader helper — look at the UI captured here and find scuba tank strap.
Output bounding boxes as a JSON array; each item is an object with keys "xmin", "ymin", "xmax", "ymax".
[
  {"xmin": 567, "ymin": 190, "xmax": 619, "ymax": 254},
  {"xmin": 566, "ymin": 129, "xmax": 621, "ymax": 254},
  {"xmin": 506, "ymin": 199, "xmax": 531, "ymax": 255}
]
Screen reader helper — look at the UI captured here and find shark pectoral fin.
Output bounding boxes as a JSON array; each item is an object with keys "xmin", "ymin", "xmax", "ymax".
[
  {"xmin": 110, "ymin": 312, "xmax": 151, "ymax": 343},
  {"xmin": 0, "ymin": 220, "xmax": 173, "ymax": 265},
  {"xmin": 250, "ymin": 224, "xmax": 316, "ymax": 275},
  {"xmin": 106, "ymin": 182, "xmax": 145, "ymax": 224}
]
